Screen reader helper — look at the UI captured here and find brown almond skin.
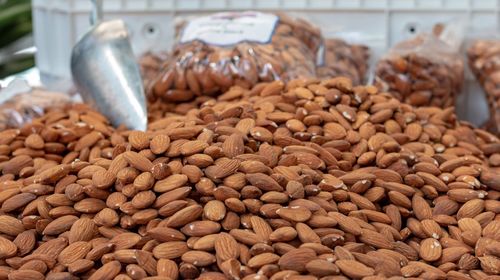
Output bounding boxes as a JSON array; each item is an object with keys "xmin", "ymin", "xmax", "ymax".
[
  {"xmin": 88, "ymin": 260, "xmax": 121, "ymax": 280},
  {"xmin": 153, "ymin": 242, "xmax": 189, "ymax": 259},
  {"xmin": 0, "ymin": 236, "xmax": 17, "ymax": 258},
  {"xmin": 7, "ymin": 270, "xmax": 45, "ymax": 280},
  {"xmin": 336, "ymin": 259, "xmax": 375, "ymax": 278},
  {"xmin": 419, "ymin": 238, "xmax": 442, "ymax": 262},
  {"xmin": 276, "ymin": 206, "xmax": 312, "ymax": 222},
  {"xmin": 278, "ymin": 248, "xmax": 317, "ymax": 272}
]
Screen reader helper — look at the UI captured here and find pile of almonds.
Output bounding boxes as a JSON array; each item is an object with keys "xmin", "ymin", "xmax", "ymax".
[{"xmin": 0, "ymin": 77, "xmax": 499, "ymax": 280}]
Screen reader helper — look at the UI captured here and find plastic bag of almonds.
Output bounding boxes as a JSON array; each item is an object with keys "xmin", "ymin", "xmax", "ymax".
[
  {"xmin": 150, "ymin": 11, "xmax": 322, "ymax": 102},
  {"xmin": 0, "ymin": 89, "xmax": 71, "ymax": 130},
  {"xmin": 316, "ymin": 38, "xmax": 370, "ymax": 85},
  {"xmin": 138, "ymin": 52, "xmax": 168, "ymax": 89},
  {"xmin": 374, "ymin": 25, "xmax": 464, "ymax": 108},
  {"xmin": 468, "ymin": 40, "xmax": 500, "ymax": 134}
]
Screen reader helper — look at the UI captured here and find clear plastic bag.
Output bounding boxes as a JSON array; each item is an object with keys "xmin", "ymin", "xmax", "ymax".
[
  {"xmin": 139, "ymin": 52, "xmax": 168, "ymax": 92},
  {"xmin": 374, "ymin": 24, "xmax": 464, "ymax": 108},
  {"xmin": 150, "ymin": 11, "xmax": 322, "ymax": 102},
  {"xmin": 0, "ymin": 88, "xmax": 71, "ymax": 130},
  {"xmin": 468, "ymin": 40, "xmax": 500, "ymax": 134},
  {"xmin": 316, "ymin": 38, "xmax": 370, "ymax": 85}
]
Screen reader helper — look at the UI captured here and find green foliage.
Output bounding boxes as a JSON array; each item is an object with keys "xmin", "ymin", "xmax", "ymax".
[{"xmin": 0, "ymin": 0, "xmax": 33, "ymax": 78}]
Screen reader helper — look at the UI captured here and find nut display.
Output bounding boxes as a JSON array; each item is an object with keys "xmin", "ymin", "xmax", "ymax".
[
  {"xmin": 0, "ymin": 77, "xmax": 498, "ymax": 279},
  {"xmin": 150, "ymin": 12, "xmax": 321, "ymax": 102},
  {"xmin": 375, "ymin": 35, "xmax": 464, "ymax": 108},
  {"xmin": 316, "ymin": 39, "xmax": 370, "ymax": 85},
  {"xmin": 468, "ymin": 40, "xmax": 500, "ymax": 135}
]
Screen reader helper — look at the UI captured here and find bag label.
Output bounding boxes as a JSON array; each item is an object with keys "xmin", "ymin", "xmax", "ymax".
[{"xmin": 180, "ymin": 12, "xmax": 279, "ymax": 46}]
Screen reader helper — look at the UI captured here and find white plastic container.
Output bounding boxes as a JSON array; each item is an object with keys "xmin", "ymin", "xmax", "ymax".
[{"xmin": 32, "ymin": 0, "xmax": 495, "ymax": 125}]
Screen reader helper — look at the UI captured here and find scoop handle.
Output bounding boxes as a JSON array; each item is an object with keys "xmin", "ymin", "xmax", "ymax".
[{"xmin": 90, "ymin": 0, "xmax": 103, "ymax": 25}]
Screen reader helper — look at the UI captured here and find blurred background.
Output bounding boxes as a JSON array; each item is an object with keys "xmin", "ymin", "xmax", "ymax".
[{"xmin": 0, "ymin": 0, "xmax": 34, "ymax": 78}]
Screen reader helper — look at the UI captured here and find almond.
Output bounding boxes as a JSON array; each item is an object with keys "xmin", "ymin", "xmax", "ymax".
[
  {"xmin": 181, "ymin": 221, "xmax": 221, "ymax": 237},
  {"xmin": 13, "ymin": 230, "xmax": 36, "ymax": 256},
  {"xmin": 75, "ymin": 131, "xmax": 102, "ymax": 152},
  {"xmin": 458, "ymin": 254, "xmax": 479, "ymax": 270},
  {"xmin": 180, "ymin": 140, "xmax": 209, "ymax": 156},
  {"xmin": 154, "ymin": 174, "xmax": 188, "ymax": 193},
  {"xmin": 305, "ymin": 259, "xmax": 339, "ymax": 277},
  {"xmin": 2, "ymin": 155, "xmax": 33, "ymax": 175},
  {"xmin": 88, "ymin": 260, "xmax": 121, "ymax": 280},
  {"xmin": 25, "ymin": 134, "xmax": 45, "ymax": 150},
  {"xmin": 229, "ymin": 229, "xmax": 263, "ymax": 246},
  {"xmin": 7, "ymin": 270, "xmax": 44, "ymax": 280},
  {"xmin": 441, "ymin": 247, "xmax": 470, "ymax": 264},
  {"xmin": 58, "ymin": 241, "xmax": 92, "ymax": 265},
  {"xmin": 150, "ymin": 134, "xmax": 171, "ymax": 154},
  {"xmin": 296, "ymin": 222, "xmax": 321, "ymax": 243},
  {"xmin": 0, "ymin": 129, "xmax": 19, "ymax": 145},
  {"xmin": 479, "ymin": 255, "xmax": 500, "ymax": 274},
  {"xmin": 276, "ymin": 206, "xmax": 312, "ymax": 222},
  {"xmin": 214, "ymin": 232, "xmax": 239, "ymax": 262},
  {"xmin": 204, "ymin": 200, "xmax": 226, "ymax": 221},
  {"xmin": 2, "ymin": 193, "xmax": 36, "ymax": 212},
  {"xmin": 135, "ymin": 250, "xmax": 157, "ymax": 276},
  {"xmin": 318, "ymin": 174, "xmax": 346, "ymax": 191},
  {"xmin": 166, "ymin": 204, "xmax": 203, "ymax": 227},
  {"xmin": 68, "ymin": 218, "xmax": 96, "ymax": 243},
  {"xmin": 0, "ymin": 215, "xmax": 24, "ymax": 236},
  {"xmin": 250, "ymin": 215, "xmax": 273, "ymax": 241},
  {"xmin": 181, "ymin": 251, "xmax": 216, "ymax": 266},
  {"xmin": 192, "ymin": 234, "xmax": 218, "ymax": 251},
  {"xmin": 0, "ymin": 236, "xmax": 17, "ymax": 258},
  {"xmin": 205, "ymin": 159, "xmax": 240, "ymax": 181},
  {"xmin": 157, "ymin": 258, "xmax": 178, "ymax": 279},
  {"xmin": 148, "ymin": 227, "xmax": 185, "ymax": 242},
  {"xmin": 421, "ymin": 219, "xmax": 443, "ymax": 239},
  {"xmin": 328, "ymin": 212, "xmax": 362, "ymax": 236},
  {"xmin": 67, "ymin": 259, "xmax": 95, "ymax": 274},
  {"xmin": 261, "ymin": 80, "xmax": 284, "ymax": 97},
  {"xmin": 74, "ymin": 198, "xmax": 106, "ymax": 213},
  {"xmin": 92, "ymin": 170, "xmax": 116, "ymax": 189},
  {"xmin": 222, "ymin": 133, "xmax": 245, "ymax": 159},
  {"xmin": 278, "ymin": 248, "xmax": 316, "ymax": 272},
  {"xmin": 109, "ymin": 232, "xmax": 141, "ymax": 250},
  {"xmin": 412, "ymin": 195, "xmax": 432, "ymax": 220},
  {"xmin": 419, "ymin": 238, "xmax": 442, "ymax": 262},
  {"xmin": 248, "ymin": 253, "xmax": 280, "ymax": 268},
  {"xmin": 128, "ymin": 130, "xmax": 150, "ymax": 150},
  {"xmin": 31, "ymin": 236, "xmax": 67, "ymax": 259},
  {"xmin": 43, "ymin": 215, "xmax": 79, "ymax": 235},
  {"xmin": 270, "ymin": 227, "xmax": 297, "ymax": 242},
  {"xmin": 123, "ymin": 151, "xmax": 153, "ymax": 172},
  {"xmin": 336, "ymin": 259, "xmax": 375, "ymax": 278},
  {"xmin": 245, "ymin": 173, "xmax": 283, "ymax": 192},
  {"xmin": 153, "ymin": 241, "xmax": 189, "ymax": 259}
]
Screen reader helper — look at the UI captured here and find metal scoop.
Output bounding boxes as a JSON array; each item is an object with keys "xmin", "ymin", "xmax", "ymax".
[{"xmin": 70, "ymin": 0, "xmax": 147, "ymax": 131}]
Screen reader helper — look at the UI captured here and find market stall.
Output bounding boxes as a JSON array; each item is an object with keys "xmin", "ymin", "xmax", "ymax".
[{"xmin": 0, "ymin": 1, "xmax": 499, "ymax": 279}]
